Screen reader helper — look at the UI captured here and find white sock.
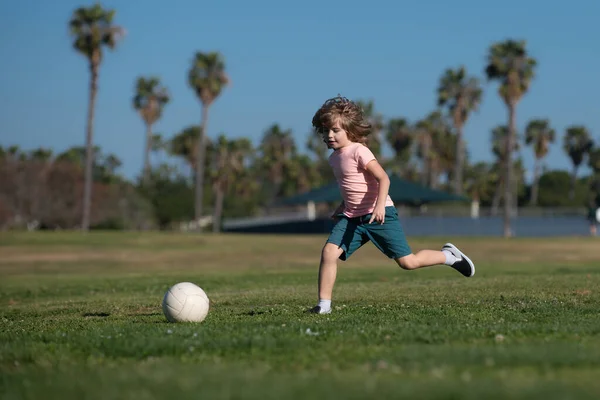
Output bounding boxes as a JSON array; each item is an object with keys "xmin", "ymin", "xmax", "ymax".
[
  {"xmin": 442, "ymin": 250, "xmax": 459, "ymax": 266},
  {"xmin": 318, "ymin": 299, "xmax": 331, "ymax": 312}
]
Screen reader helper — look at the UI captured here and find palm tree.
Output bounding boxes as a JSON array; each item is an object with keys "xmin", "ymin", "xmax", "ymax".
[
  {"xmin": 356, "ymin": 100, "xmax": 384, "ymax": 158},
  {"xmin": 432, "ymin": 126, "xmax": 458, "ymax": 188},
  {"xmin": 169, "ymin": 126, "xmax": 201, "ymax": 179},
  {"xmin": 485, "ymin": 39, "xmax": 537, "ymax": 237},
  {"xmin": 437, "ymin": 66, "xmax": 482, "ymax": 195},
  {"xmin": 563, "ymin": 125, "xmax": 594, "ymax": 199},
  {"xmin": 133, "ymin": 76, "xmax": 169, "ymax": 184},
  {"xmin": 148, "ymin": 133, "xmax": 166, "ymax": 166},
  {"xmin": 306, "ymin": 133, "xmax": 335, "ymax": 185},
  {"xmin": 464, "ymin": 162, "xmax": 495, "ymax": 204},
  {"xmin": 589, "ymin": 147, "xmax": 600, "ymax": 175},
  {"xmin": 188, "ymin": 51, "xmax": 229, "ymax": 223},
  {"xmin": 524, "ymin": 119, "xmax": 555, "ymax": 205},
  {"xmin": 274, "ymin": 153, "xmax": 323, "ymax": 198},
  {"xmin": 589, "ymin": 148, "xmax": 600, "ymax": 204},
  {"xmin": 414, "ymin": 111, "xmax": 448, "ymax": 187},
  {"xmin": 490, "ymin": 125, "xmax": 520, "ymax": 213},
  {"xmin": 259, "ymin": 124, "xmax": 296, "ymax": 205},
  {"xmin": 414, "ymin": 119, "xmax": 433, "ymax": 187},
  {"xmin": 69, "ymin": 4, "xmax": 124, "ymax": 231},
  {"xmin": 209, "ymin": 135, "xmax": 253, "ymax": 232},
  {"xmin": 386, "ymin": 118, "xmax": 413, "ymax": 176}
]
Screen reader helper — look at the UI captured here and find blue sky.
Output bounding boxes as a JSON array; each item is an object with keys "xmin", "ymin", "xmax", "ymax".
[{"xmin": 1, "ymin": 0, "xmax": 599, "ymax": 182}]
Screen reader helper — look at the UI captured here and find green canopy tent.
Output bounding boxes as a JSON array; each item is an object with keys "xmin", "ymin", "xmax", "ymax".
[
  {"xmin": 224, "ymin": 175, "xmax": 470, "ymax": 233},
  {"xmin": 279, "ymin": 174, "xmax": 469, "ymax": 207}
]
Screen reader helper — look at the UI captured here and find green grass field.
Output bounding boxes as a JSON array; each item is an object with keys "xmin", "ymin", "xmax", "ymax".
[{"xmin": 1, "ymin": 232, "xmax": 600, "ymax": 399}]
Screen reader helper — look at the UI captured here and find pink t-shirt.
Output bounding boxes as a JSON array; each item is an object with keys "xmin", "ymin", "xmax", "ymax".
[{"xmin": 329, "ymin": 142, "xmax": 394, "ymax": 218}]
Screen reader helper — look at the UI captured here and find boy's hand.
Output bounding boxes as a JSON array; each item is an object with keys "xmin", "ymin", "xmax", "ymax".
[{"xmin": 369, "ymin": 205, "xmax": 386, "ymax": 224}]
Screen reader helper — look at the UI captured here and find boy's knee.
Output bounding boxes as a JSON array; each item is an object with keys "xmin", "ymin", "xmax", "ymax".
[
  {"xmin": 395, "ymin": 254, "xmax": 418, "ymax": 270},
  {"xmin": 322, "ymin": 243, "xmax": 342, "ymax": 262}
]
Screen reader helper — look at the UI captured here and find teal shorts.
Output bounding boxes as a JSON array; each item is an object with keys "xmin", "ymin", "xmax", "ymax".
[{"xmin": 326, "ymin": 206, "xmax": 412, "ymax": 261}]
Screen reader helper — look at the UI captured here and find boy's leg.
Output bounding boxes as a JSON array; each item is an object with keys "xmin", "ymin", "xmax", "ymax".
[
  {"xmin": 395, "ymin": 244, "xmax": 474, "ymax": 277},
  {"xmin": 395, "ymin": 250, "xmax": 445, "ymax": 270},
  {"xmin": 366, "ymin": 207, "xmax": 474, "ymax": 277},
  {"xmin": 309, "ymin": 217, "xmax": 367, "ymax": 314},
  {"xmin": 311, "ymin": 243, "xmax": 344, "ymax": 314}
]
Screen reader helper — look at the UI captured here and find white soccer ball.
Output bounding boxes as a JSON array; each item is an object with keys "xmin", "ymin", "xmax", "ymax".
[{"xmin": 162, "ymin": 282, "xmax": 210, "ymax": 323}]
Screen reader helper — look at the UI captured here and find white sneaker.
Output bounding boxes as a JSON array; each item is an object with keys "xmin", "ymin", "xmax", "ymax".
[
  {"xmin": 442, "ymin": 243, "xmax": 475, "ymax": 277},
  {"xmin": 307, "ymin": 305, "xmax": 331, "ymax": 314}
]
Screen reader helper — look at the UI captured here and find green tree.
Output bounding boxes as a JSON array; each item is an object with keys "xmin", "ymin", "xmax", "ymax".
[
  {"xmin": 133, "ymin": 76, "xmax": 169, "ymax": 184},
  {"xmin": 283, "ymin": 154, "xmax": 322, "ymax": 195},
  {"xmin": 307, "ymin": 133, "xmax": 335, "ymax": 184},
  {"xmin": 537, "ymin": 170, "xmax": 589, "ymax": 207},
  {"xmin": 485, "ymin": 39, "xmax": 537, "ymax": 237},
  {"xmin": 385, "ymin": 118, "xmax": 413, "ymax": 177},
  {"xmin": 589, "ymin": 147, "xmax": 600, "ymax": 175},
  {"xmin": 563, "ymin": 125, "xmax": 594, "ymax": 199},
  {"xmin": 524, "ymin": 119, "xmax": 555, "ymax": 205},
  {"xmin": 437, "ymin": 66, "xmax": 482, "ymax": 194},
  {"xmin": 69, "ymin": 3, "xmax": 124, "ymax": 231},
  {"xmin": 56, "ymin": 146, "xmax": 122, "ymax": 184},
  {"xmin": 587, "ymin": 147, "xmax": 600, "ymax": 207},
  {"xmin": 258, "ymin": 124, "xmax": 296, "ymax": 204},
  {"xmin": 433, "ymin": 126, "xmax": 458, "ymax": 189},
  {"xmin": 138, "ymin": 165, "xmax": 194, "ymax": 229},
  {"xmin": 464, "ymin": 162, "xmax": 495, "ymax": 204},
  {"xmin": 29, "ymin": 148, "xmax": 53, "ymax": 162},
  {"xmin": 490, "ymin": 125, "xmax": 521, "ymax": 213},
  {"xmin": 188, "ymin": 52, "xmax": 229, "ymax": 222},
  {"xmin": 414, "ymin": 111, "xmax": 449, "ymax": 188},
  {"xmin": 356, "ymin": 100, "xmax": 384, "ymax": 158},
  {"xmin": 208, "ymin": 136, "xmax": 253, "ymax": 232},
  {"xmin": 169, "ymin": 126, "xmax": 201, "ymax": 179}
]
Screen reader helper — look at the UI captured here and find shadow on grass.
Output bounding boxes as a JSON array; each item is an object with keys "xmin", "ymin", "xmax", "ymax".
[
  {"xmin": 82, "ymin": 312, "xmax": 111, "ymax": 317},
  {"xmin": 245, "ymin": 310, "xmax": 267, "ymax": 316}
]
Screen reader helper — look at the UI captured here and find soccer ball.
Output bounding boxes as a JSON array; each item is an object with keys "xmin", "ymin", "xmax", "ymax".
[{"xmin": 162, "ymin": 282, "xmax": 210, "ymax": 323}]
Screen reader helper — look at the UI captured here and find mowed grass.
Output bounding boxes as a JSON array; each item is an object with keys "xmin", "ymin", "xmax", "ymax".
[{"xmin": 1, "ymin": 231, "xmax": 600, "ymax": 399}]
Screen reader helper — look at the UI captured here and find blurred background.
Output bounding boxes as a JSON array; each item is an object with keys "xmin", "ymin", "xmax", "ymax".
[{"xmin": 1, "ymin": 0, "xmax": 599, "ymax": 237}]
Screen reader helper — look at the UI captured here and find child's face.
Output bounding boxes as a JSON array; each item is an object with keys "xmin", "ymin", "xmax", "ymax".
[{"xmin": 322, "ymin": 120, "xmax": 352, "ymax": 150}]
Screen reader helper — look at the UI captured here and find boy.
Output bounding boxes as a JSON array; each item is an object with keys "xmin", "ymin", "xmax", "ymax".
[{"xmin": 309, "ymin": 96, "xmax": 475, "ymax": 314}]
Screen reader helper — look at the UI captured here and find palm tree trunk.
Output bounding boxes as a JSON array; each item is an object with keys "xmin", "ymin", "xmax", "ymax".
[
  {"xmin": 529, "ymin": 158, "xmax": 540, "ymax": 205},
  {"xmin": 195, "ymin": 104, "xmax": 209, "ymax": 223},
  {"xmin": 429, "ymin": 158, "xmax": 438, "ymax": 189},
  {"xmin": 81, "ymin": 60, "xmax": 99, "ymax": 232},
  {"xmin": 454, "ymin": 124, "xmax": 464, "ymax": 195},
  {"xmin": 569, "ymin": 166, "xmax": 578, "ymax": 200},
  {"xmin": 491, "ymin": 177, "xmax": 502, "ymax": 216},
  {"xmin": 512, "ymin": 165, "xmax": 520, "ymax": 214},
  {"xmin": 504, "ymin": 104, "xmax": 516, "ymax": 238},
  {"xmin": 212, "ymin": 185, "xmax": 225, "ymax": 233},
  {"xmin": 142, "ymin": 122, "xmax": 153, "ymax": 184},
  {"xmin": 421, "ymin": 137, "xmax": 430, "ymax": 187}
]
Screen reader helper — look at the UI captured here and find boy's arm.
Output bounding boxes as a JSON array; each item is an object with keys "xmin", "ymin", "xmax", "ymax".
[
  {"xmin": 365, "ymin": 160, "xmax": 390, "ymax": 206},
  {"xmin": 365, "ymin": 159, "xmax": 390, "ymax": 223}
]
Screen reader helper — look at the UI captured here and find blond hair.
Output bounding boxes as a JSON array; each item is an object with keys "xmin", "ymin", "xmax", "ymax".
[{"xmin": 311, "ymin": 96, "xmax": 371, "ymax": 144}]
